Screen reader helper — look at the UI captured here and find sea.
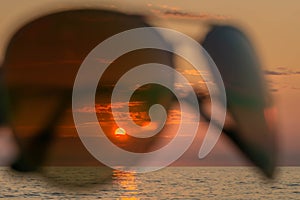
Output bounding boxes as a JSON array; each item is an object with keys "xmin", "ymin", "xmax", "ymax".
[{"xmin": 0, "ymin": 167, "xmax": 299, "ymax": 199}]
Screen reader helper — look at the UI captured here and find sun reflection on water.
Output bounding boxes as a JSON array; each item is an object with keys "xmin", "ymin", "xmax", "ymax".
[{"xmin": 112, "ymin": 169, "xmax": 140, "ymax": 200}]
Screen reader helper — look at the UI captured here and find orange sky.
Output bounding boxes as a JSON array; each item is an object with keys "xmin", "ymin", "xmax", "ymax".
[{"xmin": 0, "ymin": 0, "xmax": 299, "ymax": 166}]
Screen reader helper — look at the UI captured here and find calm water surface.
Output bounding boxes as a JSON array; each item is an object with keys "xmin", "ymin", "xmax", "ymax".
[{"xmin": 0, "ymin": 167, "xmax": 299, "ymax": 199}]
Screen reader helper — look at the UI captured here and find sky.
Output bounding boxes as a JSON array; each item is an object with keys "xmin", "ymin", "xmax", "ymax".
[{"xmin": 0, "ymin": 0, "xmax": 299, "ymax": 167}]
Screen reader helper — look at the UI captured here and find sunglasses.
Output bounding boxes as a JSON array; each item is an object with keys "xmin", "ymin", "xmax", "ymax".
[{"xmin": 0, "ymin": 8, "xmax": 277, "ymax": 187}]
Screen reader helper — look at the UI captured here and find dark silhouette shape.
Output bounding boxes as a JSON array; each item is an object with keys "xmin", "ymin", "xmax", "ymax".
[
  {"xmin": 201, "ymin": 25, "xmax": 277, "ymax": 177},
  {"xmin": 2, "ymin": 9, "xmax": 174, "ymax": 177}
]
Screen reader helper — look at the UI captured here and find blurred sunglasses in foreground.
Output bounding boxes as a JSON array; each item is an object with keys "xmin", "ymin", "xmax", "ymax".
[{"xmin": 0, "ymin": 8, "xmax": 277, "ymax": 187}]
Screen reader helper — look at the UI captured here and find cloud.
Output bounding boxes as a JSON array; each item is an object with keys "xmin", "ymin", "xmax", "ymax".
[
  {"xmin": 264, "ymin": 70, "xmax": 288, "ymax": 75},
  {"xmin": 264, "ymin": 67, "xmax": 300, "ymax": 76},
  {"xmin": 269, "ymin": 88, "xmax": 279, "ymax": 92},
  {"xmin": 75, "ymin": 101, "xmax": 145, "ymax": 114},
  {"xmin": 181, "ymin": 69, "xmax": 201, "ymax": 76},
  {"xmin": 264, "ymin": 66, "xmax": 300, "ymax": 92},
  {"xmin": 147, "ymin": 4, "xmax": 230, "ymax": 20},
  {"xmin": 265, "ymin": 79, "xmax": 279, "ymax": 93},
  {"xmin": 164, "ymin": 10, "xmax": 229, "ymax": 20},
  {"xmin": 73, "ymin": 100, "xmax": 199, "ymax": 125},
  {"xmin": 75, "ymin": 106, "xmax": 95, "ymax": 113},
  {"xmin": 150, "ymin": 9, "xmax": 230, "ymax": 20}
]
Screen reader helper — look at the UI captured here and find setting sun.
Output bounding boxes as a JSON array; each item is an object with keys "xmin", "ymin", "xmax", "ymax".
[{"xmin": 114, "ymin": 127, "xmax": 126, "ymax": 136}]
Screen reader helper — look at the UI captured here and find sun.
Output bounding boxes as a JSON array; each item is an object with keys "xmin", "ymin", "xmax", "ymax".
[{"xmin": 114, "ymin": 127, "xmax": 126, "ymax": 136}]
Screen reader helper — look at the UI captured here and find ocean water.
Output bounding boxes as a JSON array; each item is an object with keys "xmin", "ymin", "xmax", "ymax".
[{"xmin": 0, "ymin": 167, "xmax": 299, "ymax": 199}]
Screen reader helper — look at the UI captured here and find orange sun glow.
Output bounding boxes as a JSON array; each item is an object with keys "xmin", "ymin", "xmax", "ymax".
[{"xmin": 114, "ymin": 127, "xmax": 126, "ymax": 136}]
